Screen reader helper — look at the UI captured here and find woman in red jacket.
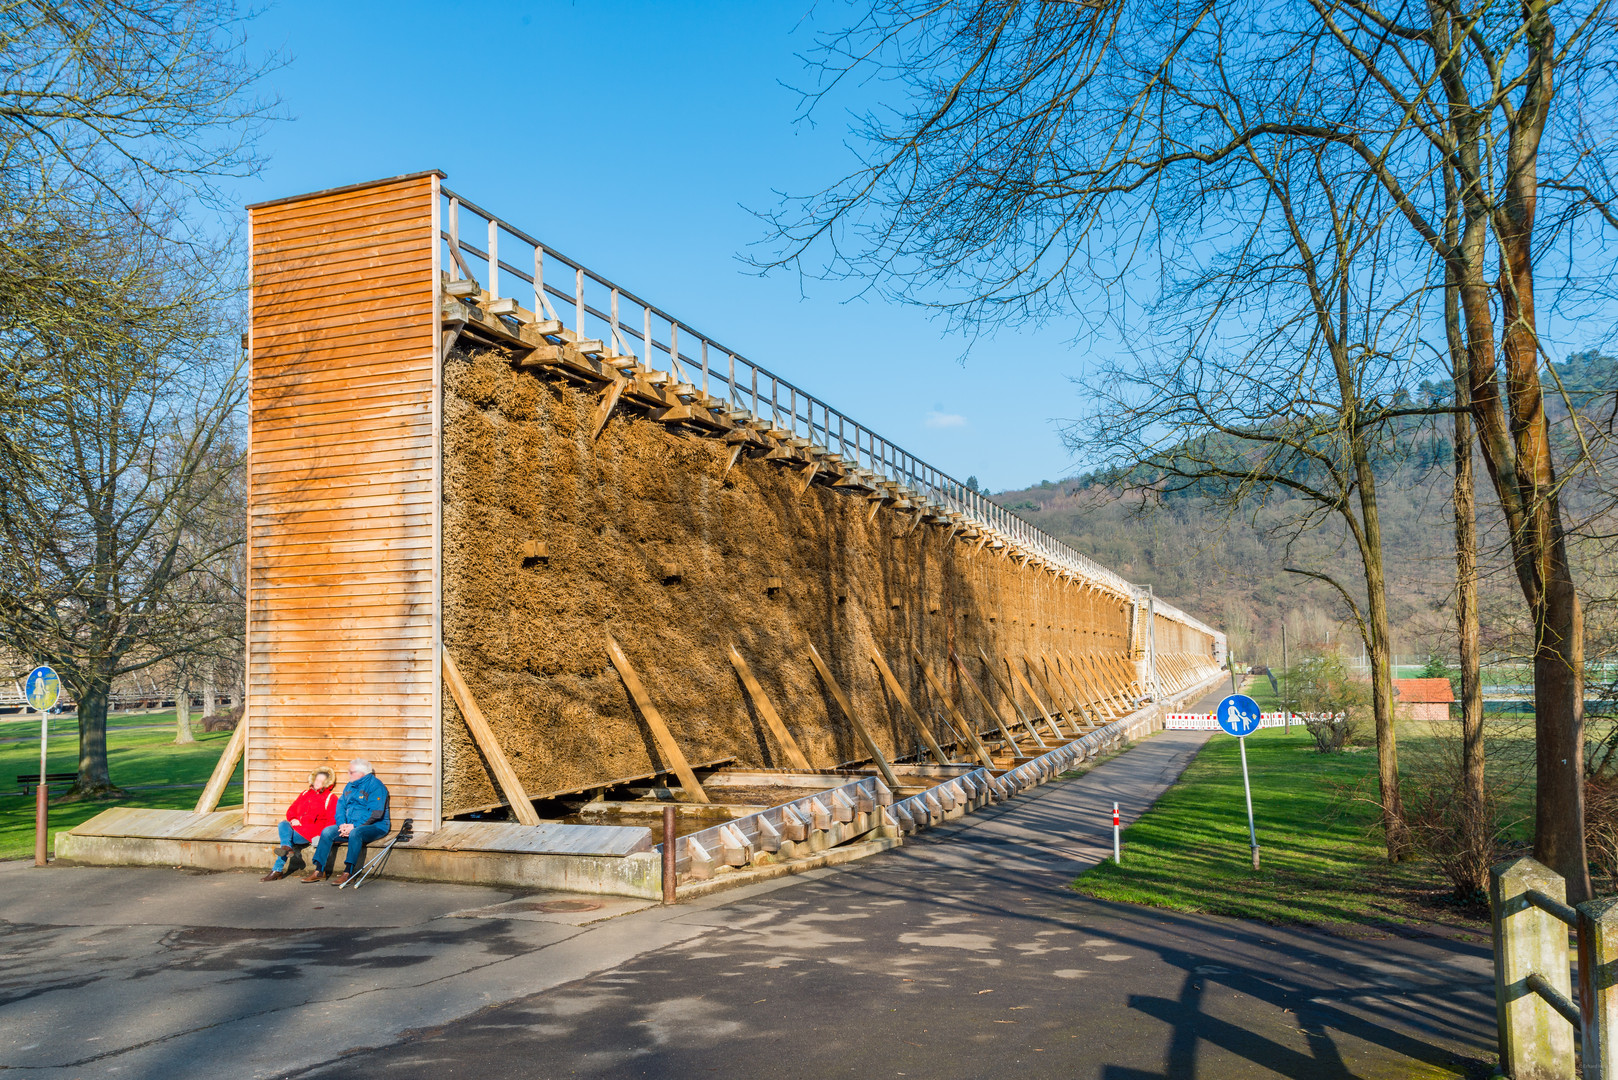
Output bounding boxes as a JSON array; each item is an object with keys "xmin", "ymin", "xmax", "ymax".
[{"xmin": 262, "ymin": 767, "xmax": 337, "ymax": 881}]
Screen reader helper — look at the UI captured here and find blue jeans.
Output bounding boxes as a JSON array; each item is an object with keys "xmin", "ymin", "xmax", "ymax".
[
  {"xmin": 273, "ymin": 821, "xmax": 312, "ymax": 872},
  {"xmin": 311, "ymin": 822, "xmax": 389, "ymax": 874}
]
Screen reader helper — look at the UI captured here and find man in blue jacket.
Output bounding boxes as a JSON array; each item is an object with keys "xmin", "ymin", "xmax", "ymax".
[{"xmin": 302, "ymin": 759, "xmax": 391, "ymax": 885}]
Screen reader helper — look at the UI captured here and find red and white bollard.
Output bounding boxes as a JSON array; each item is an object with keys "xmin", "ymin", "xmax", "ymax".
[{"xmin": 1113, "ymin": 802, "xmax": 1121, "ymax": 864}]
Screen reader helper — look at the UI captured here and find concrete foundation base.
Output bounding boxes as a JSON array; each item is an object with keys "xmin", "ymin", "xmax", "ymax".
[{"xmin": 55, "ymin": 670, "xmax": 1230, "ymax": 900}]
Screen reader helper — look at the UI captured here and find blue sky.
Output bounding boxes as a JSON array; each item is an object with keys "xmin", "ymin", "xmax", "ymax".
[{"xmin": 229, "ymin": 1, "xmax": 1104, "ymax": 492}]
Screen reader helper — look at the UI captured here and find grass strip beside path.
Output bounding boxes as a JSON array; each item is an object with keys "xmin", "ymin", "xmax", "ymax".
[
  {"xmin": 1074, "ymin": 726, "xmax": 1436, "ymax": 926},
  {"xmin": 0, "ymin": 725, "xmax": 242, "ymax": 861}
]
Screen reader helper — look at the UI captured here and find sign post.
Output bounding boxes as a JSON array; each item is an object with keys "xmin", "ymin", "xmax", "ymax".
[
  {"xmin": 1215, "ymin": 693, "xmax": 1262, "ymax": 871},
  {"xmin": 1112, "ymin": 802, "xmax": 1121, "ymax": 864},
  {"xmin": 26, "ymin": 665, "xmax": 60, "ymax": 867}
]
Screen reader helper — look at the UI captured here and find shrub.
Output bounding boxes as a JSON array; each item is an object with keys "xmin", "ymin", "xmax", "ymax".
[
  {"xmin": 1285, "ymin": 650, "xmax": 1369, "ymax": 753},
  {"xmin": 1402, "ymin": 770, "xmax": 1507, "ymax": 905},
  {"xmin": 1302, "ymin": 714, "xmax": 1356, "ymax": 753},
  {"xmin": 201, "ymin": 705, "xmax": 242, "ymax": 733},
  {"xmin": 1587, "ymin": 776, "xmax": 1618, "ymax": 886}
]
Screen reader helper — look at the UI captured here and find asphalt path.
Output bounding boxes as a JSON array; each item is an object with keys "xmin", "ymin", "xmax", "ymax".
[{"xmin": 0, "ymin": 698, "xmax": 1495, "ymax": 1080}]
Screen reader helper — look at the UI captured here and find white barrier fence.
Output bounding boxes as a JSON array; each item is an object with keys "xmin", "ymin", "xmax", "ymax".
[{"xmin": 1164, "ymin": 712, "xmax": 1295, "ymax": 730}]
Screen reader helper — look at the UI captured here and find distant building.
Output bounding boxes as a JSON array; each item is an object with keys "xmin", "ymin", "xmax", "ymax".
[{"xmin": 1393, "ymin": 678, "xmax": 1456, "ymax": 723}]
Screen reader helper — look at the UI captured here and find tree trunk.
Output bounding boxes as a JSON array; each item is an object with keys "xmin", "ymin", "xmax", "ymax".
[
  {"xmin": 1492, "ymin": 9, "xmax": 1589, "ymax": 902},
  {"xmin": 1340, "ymin": 343, "xmax": 1406, "ymax": 859},
  {"xmin": 174, "ymin": 677, "xmax": 194, "ymax": 744},
  {"xmin": 1358, "ymin": 509, "xmax": 1407, "ymax": 859},
  {"xmin": 202, "ymin": 670, "xmax": 216, "ymax": 720},
  {"xmin": 1533, "ymin": 558, "xmax": 1587, "ymax": 900},
  {"xmin": 1447, "ymin": 261, "xmax": 1486, "ymax": 841},
  {"xmin": 74, "ymin": 678, "xmax": 116, "ymax": 795}
]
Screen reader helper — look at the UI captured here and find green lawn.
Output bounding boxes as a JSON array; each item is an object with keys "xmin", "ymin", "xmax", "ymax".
[
  {"xmin": 0, "ymin": 707, "xmax": 191, "ymax": 735},
  {"xmin": 0, "ymin": 723, "xmax": 241, "ymax": 861},
  {"xmin": 1075, "ymin": 725, "xmax": 1445, "ymax": 925}
]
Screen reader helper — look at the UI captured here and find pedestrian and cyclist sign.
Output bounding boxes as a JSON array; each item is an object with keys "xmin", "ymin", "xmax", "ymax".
[
  {"xmin": 25, "ymin": 666, "xmax": 59, "ymax": 712},
  {"xmin": 26, "ymin": 664, "xmax": 59, "ymax": 868},
  {"xmin": 1215, "ymin": 693, "xmax": 1262, "ymax": 737},
  {"xmin": 1215, "ymin": 693, "xmax": 1263, "ymax": 870}
]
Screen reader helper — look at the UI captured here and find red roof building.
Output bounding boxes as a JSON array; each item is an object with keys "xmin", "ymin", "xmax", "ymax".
[{"xmin": 1393, "ymin": 678, "xmax": 1456, "ymax": 723}]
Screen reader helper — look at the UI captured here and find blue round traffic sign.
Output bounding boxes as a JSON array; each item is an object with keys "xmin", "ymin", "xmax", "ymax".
[
  {"xmin": 1215, "ymin": 694, "xmax": 1262, "ymax": 737},
  {"xmin": 25, "ymin": 665, "xmax": 60, "ymax": 712}
]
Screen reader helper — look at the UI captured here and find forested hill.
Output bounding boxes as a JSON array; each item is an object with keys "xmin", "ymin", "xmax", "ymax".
[{"xmin": 985, "ymin": 351, "xmax": 1618, "ymax": 667}]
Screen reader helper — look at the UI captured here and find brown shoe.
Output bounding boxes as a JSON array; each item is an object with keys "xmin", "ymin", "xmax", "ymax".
[
  {"xmin": 260, "ymin": 870, "xmax": 286, "ymax": 882},
  {"xmin": 328, "ymin": 872, "xmax": 353, "ymax": 886},
  {"xmin": 299, "ymin": 870, "xmax": 325, "ymax": 883}
]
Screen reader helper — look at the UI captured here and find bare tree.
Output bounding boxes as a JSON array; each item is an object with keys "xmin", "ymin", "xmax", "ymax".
[
  {"xmin": 765, "ymin": 0, "xmax": 1618, "ymax": 899},
  {"xmin": 0, "ymin": 215, "xmax": 245, "ymax": 794},
  {"xmin": 0, "ymin": 0, "xmax": 268, "ymax": 793},
  {"xmin": 1073, "ymin": 139, "xmax": 1436, "ymax": 857}
]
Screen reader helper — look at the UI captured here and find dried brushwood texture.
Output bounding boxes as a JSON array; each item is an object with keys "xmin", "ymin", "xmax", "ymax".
[{"xmin": 440, "ymin": 350, "xmax": 1153, "ymax": 814}]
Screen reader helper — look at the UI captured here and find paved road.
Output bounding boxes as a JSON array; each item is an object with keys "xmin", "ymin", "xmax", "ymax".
[{"xmin": 0, "ymin": 713, "xmax": 1495, "ymax": 1080}]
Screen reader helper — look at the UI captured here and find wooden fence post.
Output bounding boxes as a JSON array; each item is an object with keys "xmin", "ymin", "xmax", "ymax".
[{"xmin": 1492, "ymin": 856, "xmax": 1576, "ymax": 1080}]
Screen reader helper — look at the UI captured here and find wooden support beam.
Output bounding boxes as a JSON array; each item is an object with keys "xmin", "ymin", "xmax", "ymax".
[
  {"xmin": 1006, "ymin": 658, "xmax": 1065, "ymax": 741},
  {"xmin": 1104, "ymin": 653, "xmax": 1142, "ymax": 700},
  {"xmin": 806, "ymin": 643, "xmax": 901, "ymax": 790},
  {"xmin": 1043, "ymin": 655, "xmax": 1091, "ymax": 732},
  {"xmin": 912, "ymin": 645, "xmax": 996, "ymax": 769},
  {"xmin": 1073, "ymin": 652, "xmax": 1127, "ymax": 715},
  {"xmin": 723, "ymin": 443, "xmax": 745, "ymax": 477},
  {"xmin": 869, "ymin": 648, "xmax": 952, "ymax": 766},
  {"xmin": 1043, "ymin": 652, "xmax": 1097, "ymax": 729},
  {"xmin": 606, "ymin": 632, "xmax": 710, "ymax": 804},
  {"xmin": 591, "ymin": 376, "xmax": 628, "ymax": 440},
  {"xmin": 194, "ymin": 720, "xmax": 245, "ymax": 814},
  {"xmin": 1041, "ymin": 652, "xmax": 1083, "ymax": 715},
  {"xmin": 442, "ymin": 650, "xmax": 543, "ymax": 826},
  {"xmin": 949, "ymin": 649, "xmax": 1022, "ymax": 752},
  {"xmin": 796, "ymin": 461, "xmax": 819, "ymax": 495},
  {"xmin": 1024, "ymin": 658, "xmax": 1080, "ymax": 737},
  {"xmin": 727, "ymin": 644, "xmax": 813, "ymax": 771},
  {"xmin": 978, "ymin": 648, "xmax": 1048, "ymax": 747}
]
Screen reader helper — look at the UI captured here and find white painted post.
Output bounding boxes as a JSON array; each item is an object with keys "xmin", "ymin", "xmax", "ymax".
[
  {"xmin": 1492, "ymin": 856, "xmax": 1576, "ymax": 1080},
  {"xmin": 487, "ymin": 219, "xmax": 499, "ymax": 300},
  {"xmin": 574, "ymin": 267, "xmax": 585, "ymax": 338},
  {"xmin": 1580, "ymin": 896, "xmax": 1618, "ymax": 1080},
  {"xmin": 1112, "ymin": 802, "xmax": 1120, "ymax": 864}
]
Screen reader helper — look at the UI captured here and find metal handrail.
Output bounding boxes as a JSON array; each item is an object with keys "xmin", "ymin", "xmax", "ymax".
[
  {"xmin": 1527, "ymin": 887, "xmax": 1579, "ymax": 927},
  {"xmin": 437, "ymin": 186, "xmax": 1219, "ymax": 636}
]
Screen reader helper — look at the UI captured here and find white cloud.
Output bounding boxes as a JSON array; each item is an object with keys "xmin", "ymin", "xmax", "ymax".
[{"xmin": 925, "ymin": 410, "xmax": 967, "ymax": 429}]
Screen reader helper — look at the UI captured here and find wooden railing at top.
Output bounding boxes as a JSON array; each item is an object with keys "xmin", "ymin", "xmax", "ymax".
[{"xmin": 437, "ymin": 185, "xmax": 1222, "ymax": 645}]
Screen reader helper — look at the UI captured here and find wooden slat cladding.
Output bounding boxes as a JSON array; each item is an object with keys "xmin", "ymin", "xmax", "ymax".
[{"xmin": 246, "ymin": 174, "xmax": 439, "ymax": 832}]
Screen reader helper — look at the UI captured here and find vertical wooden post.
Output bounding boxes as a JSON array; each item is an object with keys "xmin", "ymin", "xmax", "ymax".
[{"xmin": 1491, "ymin": 857, "xmax": 1575, "ymax": 1080}]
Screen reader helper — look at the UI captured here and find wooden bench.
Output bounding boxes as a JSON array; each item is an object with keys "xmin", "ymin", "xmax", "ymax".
[{"xmin": 17, "ymin": 772, "xmax": 75, "ymax": 795}]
